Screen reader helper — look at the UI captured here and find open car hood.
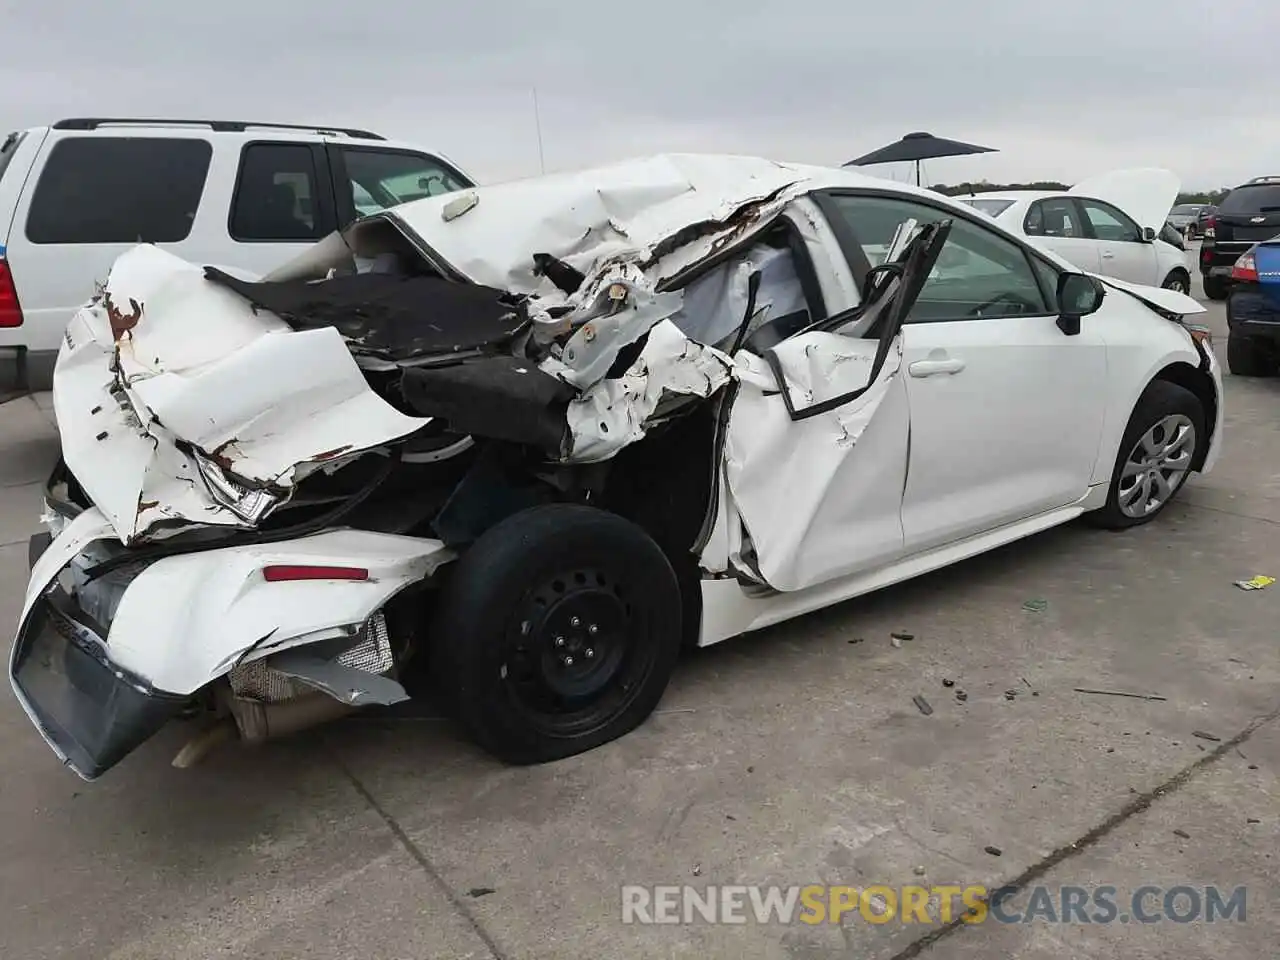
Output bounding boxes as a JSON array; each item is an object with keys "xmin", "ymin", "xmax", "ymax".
[{"xmin": 1070, "ymin": 168, "xmax": 1180, "ymax": 234}]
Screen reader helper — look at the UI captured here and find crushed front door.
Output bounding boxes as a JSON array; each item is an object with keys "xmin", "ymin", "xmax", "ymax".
[{"xmin": 718, "ymin": 221, "xmax": 951, "ymax": 592}]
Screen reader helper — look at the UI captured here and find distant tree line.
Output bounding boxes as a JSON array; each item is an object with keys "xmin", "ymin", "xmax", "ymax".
[{"xmin": 931, "ymin": 181, "xmax": 1232, "ymax": 205}]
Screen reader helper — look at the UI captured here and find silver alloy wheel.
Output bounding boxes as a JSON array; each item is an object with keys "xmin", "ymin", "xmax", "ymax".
[
  {"xmin": 1164, "ymin": 275, "xmax": 1190, "ymax": 294},
  {"xmin": 1118, "ymin": 414, "xmax": 1196, "ymax": 518}
]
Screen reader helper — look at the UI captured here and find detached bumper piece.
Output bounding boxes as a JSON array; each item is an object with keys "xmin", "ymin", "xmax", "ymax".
[{"xmin": 10, "ymin": 537, "xmax": 187, "ymax": 780}]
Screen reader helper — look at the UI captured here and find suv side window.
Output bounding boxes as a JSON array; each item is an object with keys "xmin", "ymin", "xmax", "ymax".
[
  {"xmin": 25, "ymin": 136, "xmax": 212, "ymax": 245},
  {"xmin": 1024, "ymin": 198, "xmax": 1084, "ymax": 238},
  {"xmin": 338, "ymin": 148, "xmax": 470, "ymax": 218},
  {"xmin": 822, "ymin": 194, "xmax": 1051, "ymax": 323},
  {"xmin": 230, "ymin": 143, "xmax": 326, "ymax": 242},
  {"xmin": 1078, "ymin": 199, "xmax": 1140, "ymax": 243}
]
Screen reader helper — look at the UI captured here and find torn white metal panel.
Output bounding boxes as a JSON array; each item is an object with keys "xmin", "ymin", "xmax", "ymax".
[
  {"xmin": 55, "ymin": 245, "xmax": 432, "ymax": 544},
  {"xmin": 536, "ymin": 264, "xmax": 687, "ymax": 389},
  {"xmin": 378, "ymin": 154, "xmax": 810, "ymax": 301},
  {"xmin": 563, "ymin": 319, "xmax": 734, "ymax": 463},
  {"xmin": 722, "ymin": 336, "xmax": 910, "ymax": 592}
]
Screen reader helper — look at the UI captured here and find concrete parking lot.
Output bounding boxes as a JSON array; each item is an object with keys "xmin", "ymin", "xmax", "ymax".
[{"xmin": 1, "ymin": 268, "xmax": 1276, "ymax": 960}]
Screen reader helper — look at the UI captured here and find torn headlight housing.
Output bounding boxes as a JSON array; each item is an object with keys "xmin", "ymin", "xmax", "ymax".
[{"xmin": 193, "ymin": 452, "xmax": 280, "ymax": 524}]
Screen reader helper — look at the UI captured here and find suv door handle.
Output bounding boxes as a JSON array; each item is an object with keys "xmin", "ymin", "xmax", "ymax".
[
  {"xmin": 908, "ymin": 358, "xmax": 966, "ymax": 377},
  {"xmin": 1101, "ymin": 251, "xmax": 1115, "ymax": 259}
]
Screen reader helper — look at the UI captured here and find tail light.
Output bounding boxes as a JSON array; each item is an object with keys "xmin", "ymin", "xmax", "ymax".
[
  {"xmin": 0, "ymin": 259, "xmax": 22, "ymax": 328},
  {"xmin": 1231, "ymin": 251, "xmax": 1259, "ymax": 283},
  {"xmin": 1203, "ymin": 215, "xmax": 1216, "ymax": 239}
]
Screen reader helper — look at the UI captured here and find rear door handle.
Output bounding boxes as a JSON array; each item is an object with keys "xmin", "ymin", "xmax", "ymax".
[
  {"xmin": 908, "ymin": 358, "xmax": 966, "ymax": 377},
  {"xmin": 1101, "ymin": 251, "xmax": 1115, "ymax": 259}
]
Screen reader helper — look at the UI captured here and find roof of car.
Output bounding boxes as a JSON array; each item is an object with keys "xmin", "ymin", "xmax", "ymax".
[{"xmin": 354, "ymin": 152, "xmax": 1035, "ymax": 297}]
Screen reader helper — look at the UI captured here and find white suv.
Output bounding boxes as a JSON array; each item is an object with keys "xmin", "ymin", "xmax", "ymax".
[{"xmin": 0, "ymin": 118, "xmax": 476, "ymax": 393}]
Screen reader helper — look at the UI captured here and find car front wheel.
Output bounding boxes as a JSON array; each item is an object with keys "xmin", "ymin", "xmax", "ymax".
[
  {"xmin": 429, "ymin": 503, "xmax": 683, "ymax": 765},
  {"xmin": 1161, "ymin": 270, "xmax": 1191, "ymax": 295},
  {"xmin": 1085, "ymin": 380, "xmax": 1205, "ymax": 530}
]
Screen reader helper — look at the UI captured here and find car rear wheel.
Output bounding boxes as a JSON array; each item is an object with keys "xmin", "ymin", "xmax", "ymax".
[
  {"xmin": 1203, "ymin": 276, "xmax": 1229, "ymax": 301},
  {"xmin": 1227, "ymin": 333, "xmax": 1276, "ymax": 377},
  {"xmin": 1085, "ymin": 380, "xmax": 1205, "ymax": 530},
  {"xmin": 429, "ymin": 503, "xmax": 682, "ymax": 764},
  {"xmin": 1161, "ymin": 270, "xmax": 1191, "ymax": 295}
]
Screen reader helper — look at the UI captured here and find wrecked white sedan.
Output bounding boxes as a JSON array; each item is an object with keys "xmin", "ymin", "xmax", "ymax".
[{"xmin": 10, "ymin": 153, "xmax": 1223, "ymax": 780}]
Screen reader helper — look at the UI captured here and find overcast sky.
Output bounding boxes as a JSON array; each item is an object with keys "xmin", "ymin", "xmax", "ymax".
[{"xmin": 1, "ymin": 0, "xmax": 1274, "ymax": 190}]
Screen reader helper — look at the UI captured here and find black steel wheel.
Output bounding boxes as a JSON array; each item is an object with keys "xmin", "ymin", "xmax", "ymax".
[{"xmin": 429, "ymin": 503, "xmax": 682, "ymax": 764}]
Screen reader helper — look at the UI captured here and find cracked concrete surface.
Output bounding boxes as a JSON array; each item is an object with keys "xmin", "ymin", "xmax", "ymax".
[{"xmin": 1, "ymin": 270, "xmax": 1276, "ymax": 958}]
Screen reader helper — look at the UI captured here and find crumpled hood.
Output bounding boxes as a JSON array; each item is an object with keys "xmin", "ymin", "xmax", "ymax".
[{"xmin": 54, "ymin": 245, "xmax": 432, "ymax": 545}]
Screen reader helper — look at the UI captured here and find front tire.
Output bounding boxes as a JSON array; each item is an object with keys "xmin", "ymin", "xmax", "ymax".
[
  {"xmin": 1161, "ymin": 270, "xmax": 1191, "ymax": 295},
  {"xmin": 1203, "ymin": 275, "xmax": 1229, "ymax": 301},
  {"xmin": 1085, "ymin": 380, "xmax": 1204, "ymax": 530},
  {"xmin": 429, "ymin": 503, "xmax": 682, "ymax": 765},
  {"xmin": 1227, "ymin": 333, "xmax": 1276, "ymax": 377}
]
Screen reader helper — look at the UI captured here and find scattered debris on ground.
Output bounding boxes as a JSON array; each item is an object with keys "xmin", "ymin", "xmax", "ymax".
[
  {"xmin": 848, "ymin": 637, "xmax": 864, "ymax": 644},
  {"xmin": 955, "ymin": 690, "xmax": 969, "ymax": 703},
  {"xmin": 1074, "ymin": 688, "xmax": 1168, "ymax": 702},
  {"xmin": 1172, "ymin": 829, "xmax": 1190, "ymax": 840},
  {"xmin": 1233, "ymin": 575, "xmax": 1275, "ymax": 591},
  {"xmin": 693, "ymin": 864, "xmax": 702, "ymax": 876},
  {"xmin": 1192, "ymin": 730, "xmax": 1221, "ymax": 743},
  {"xmin": 1022, "ymin": 598, "xmax": 1049, "ymax": 613},
  {"xmin": 984, "ymin": 845, "xmax": 1002, "ymax": 857},
  {"xmin": 942, "ymin": 678, "xmax": 955, "ymax": 688},
  {"xmin": 1005, "ymin": 689, "xmax": 1019, "ymax": 701},
  {"xmin": 467, "ymin": 887, "xmax": 497, "ymax": 898},
  {"xmin": 913, "ymin": 695, "xmax": 934, "ymax": 716},
  {"xmin": 913, "ymin": 865, "xmax": 927, "ymax": 876},
  {"xmin": 891, "ymin": 632, "xmax": 915, "ymax": 642},
  {"xmin": 1248, "ymin": 818, "xmax": 1261, "ymax": 824}
]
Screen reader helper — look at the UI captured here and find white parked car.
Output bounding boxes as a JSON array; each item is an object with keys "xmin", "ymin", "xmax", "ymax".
[
  {"xmin": 958, "ymin": 169, "xmax": 1193, "ymax": 294},
  {"xmin": 10, "ymin": 154, "xmax": 1222, "ymax": 781},
  {"xmin": 0, "ymin": 117, "xmax": 475, "ymax": 393}
]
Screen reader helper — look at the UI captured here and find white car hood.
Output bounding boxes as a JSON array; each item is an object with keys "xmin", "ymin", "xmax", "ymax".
[
  {"xmin": 1070, "ymin": 168, "xmax": 1180, "ymax": 233},
  {"xmin": 1092, "ymin": 273, "xmax": 1205, "ymax": 316}
]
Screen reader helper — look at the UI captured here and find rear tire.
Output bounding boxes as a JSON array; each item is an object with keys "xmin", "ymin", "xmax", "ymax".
[
  {"xmin": 429, "ymin": 503, "xmax": 682, "ymax": 764},
  {"xmin": 1203, "ymin": 276, "xmax": 1228, "ymax": 301},
  {"xmin": 1085, "ymin": 380, "xmax": 1205, "ymax": 530},
  {"xmin": 1227, "ymin": 333, "xmax": 1275, "ymax": 377}
]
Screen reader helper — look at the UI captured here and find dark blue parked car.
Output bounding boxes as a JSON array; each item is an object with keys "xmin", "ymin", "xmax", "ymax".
[{"xmin": 1226, "ymin": 237, "xmax": 1280, "ymax": 375}]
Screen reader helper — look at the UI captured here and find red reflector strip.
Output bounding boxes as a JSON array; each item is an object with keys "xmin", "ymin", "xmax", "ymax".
[{"xmin": 262, "ymin": 565, "xmax": 370, "ymax": 582}]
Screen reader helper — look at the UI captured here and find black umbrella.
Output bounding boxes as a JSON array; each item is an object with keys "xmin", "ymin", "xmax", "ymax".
[{"xmin": 844, "ymin": 132, "xmax": 997, "ymax": 186}]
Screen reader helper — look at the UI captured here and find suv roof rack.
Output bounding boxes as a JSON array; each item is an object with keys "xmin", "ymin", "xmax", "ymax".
[
  {"xmin": 51, "ymin": 118, "xmax": 385, "ymax": 141},
  {"xmin": 1245, "ymin": 175, "xmax": 1280, "ymax": 185}
]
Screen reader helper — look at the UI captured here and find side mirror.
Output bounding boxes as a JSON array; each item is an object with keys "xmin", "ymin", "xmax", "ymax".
[
  {"xmin": 1142, "ymin": 226, "xmax": 1157, "ymax": 242},
  {"xmin": 1056, "ymin": 272, "xmax": 1105, "ymax": 336}
]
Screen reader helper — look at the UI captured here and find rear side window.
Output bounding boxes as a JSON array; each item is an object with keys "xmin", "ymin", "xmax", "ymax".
[
  {"xmin": 229, "ymin": 143, "xmax": 325, "ymax": 242},
  {"xmin": 0, "ymin": 131, "xmax": 26, "ymax": 186},
  {"xmin": 25, "ymin": 136, "xmax": 212, "ymax": 244},
  {"xmin": 1220, "ymin": 184, "xmax": 1280, "ymax": 215}
]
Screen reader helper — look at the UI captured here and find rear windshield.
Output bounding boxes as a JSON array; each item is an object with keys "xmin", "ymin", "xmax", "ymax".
[
  {"xmin": 961, "ymin": 197, "xmax": 1015, "ymax": 217},
  {"xmin": 0, "ymin": 131, "xmax": 25, "ymax": 187},
  {"xmin": 1169, "ymin": 204, "xmax": 1200, "ymax": 216},
  {"xmin": 1220, "ymin": 184, "xmax": 1280, "ymax": 215}
]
